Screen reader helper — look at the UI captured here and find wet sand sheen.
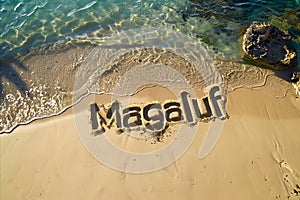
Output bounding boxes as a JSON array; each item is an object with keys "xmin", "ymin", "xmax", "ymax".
[{"xmin": 0, "ymin": 44, "xmax": 274, "ymax": 134}]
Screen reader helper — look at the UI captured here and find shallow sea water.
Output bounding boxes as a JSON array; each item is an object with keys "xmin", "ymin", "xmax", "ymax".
[{"xmin": 0, "ymin": 0, "xmax": 299, "ymax": 133}]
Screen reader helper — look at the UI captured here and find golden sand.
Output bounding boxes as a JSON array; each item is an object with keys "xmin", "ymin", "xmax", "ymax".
[{"xmin": 1, "ymin": 73, "xmax": 300, "ymax": 199}]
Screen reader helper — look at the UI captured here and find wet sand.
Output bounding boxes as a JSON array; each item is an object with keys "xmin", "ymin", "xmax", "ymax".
[{"xmin": 1, "ymin": 73, "xmax": 300, "ymax": 199}]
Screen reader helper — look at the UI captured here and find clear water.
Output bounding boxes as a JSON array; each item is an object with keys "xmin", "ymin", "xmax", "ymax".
[
  {"xmin": 1, "ymin": 0, "xmax": 299, "ymax": 58},
  {"xmin": 0, "ymin": 0, "xmax": 299, "ymax": 133}
]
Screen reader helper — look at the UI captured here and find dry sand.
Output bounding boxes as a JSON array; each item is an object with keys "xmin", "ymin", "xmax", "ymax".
[{"xmin": 1, "ymin": 74, "xmax": 300, "ymax": 200}]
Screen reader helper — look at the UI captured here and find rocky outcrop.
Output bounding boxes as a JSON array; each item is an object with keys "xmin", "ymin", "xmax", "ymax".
[
  {"xmin": 291, "ymin": 72, "xmax": 300, "ymax": 96},
  {"xmin": 242, "ymin": 22, "xmax": 297, "ymax": 69}
]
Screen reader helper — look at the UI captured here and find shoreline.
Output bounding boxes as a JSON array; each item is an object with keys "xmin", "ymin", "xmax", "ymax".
[
  {"xmin": 1, "ymin": 53, "xmax": 297, "ymax": 135},
  {"xmin": 2, "ymin": 41, "xmax": 296, "ymax": 134}
]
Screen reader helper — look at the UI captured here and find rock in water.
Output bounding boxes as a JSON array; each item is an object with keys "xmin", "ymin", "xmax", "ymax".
[{"xmin": 242, "ymin": 22, "xmax": 297, "ymax": 69}]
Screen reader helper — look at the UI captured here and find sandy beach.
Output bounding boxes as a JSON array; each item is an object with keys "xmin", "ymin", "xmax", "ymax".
[{"xmin": 1, "ymin": 73, "xmax": 300, "ymax": 200}]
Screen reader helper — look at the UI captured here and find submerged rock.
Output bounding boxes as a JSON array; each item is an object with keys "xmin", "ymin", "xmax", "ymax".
[{"xmin": 242, "ymin": 22, "xmax": 297, "ymax": 69}]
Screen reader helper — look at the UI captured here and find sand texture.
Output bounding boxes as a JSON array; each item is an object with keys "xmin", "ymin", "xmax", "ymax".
[{"xmin": 1, "ymin": 73, "xmax": 300, "ymax": 199}]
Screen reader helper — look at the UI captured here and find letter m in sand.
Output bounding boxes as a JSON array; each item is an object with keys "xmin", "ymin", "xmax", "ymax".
[{"xmin": 90, "ymin": 101, "xmax": 122, "ymax": 134}]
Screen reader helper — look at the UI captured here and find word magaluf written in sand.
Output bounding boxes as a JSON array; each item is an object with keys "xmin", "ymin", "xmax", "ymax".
[{"xmin": 90, "ymin": 85, "xmax": 226, "ymax": 136}]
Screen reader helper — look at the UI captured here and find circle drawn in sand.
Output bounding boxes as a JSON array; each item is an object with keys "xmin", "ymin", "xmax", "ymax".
[{"xmin": 72, "ymin": 27, "xmax": 226, "ymax": 173}]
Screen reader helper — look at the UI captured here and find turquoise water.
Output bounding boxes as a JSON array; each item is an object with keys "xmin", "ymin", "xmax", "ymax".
[
  {"xmin": 0, "ymin": 0, "xmax": 300, "ymax": 133},
  {"xmin": 1, "ymin": 0, "xmax": 299, "ymax": 59}
]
